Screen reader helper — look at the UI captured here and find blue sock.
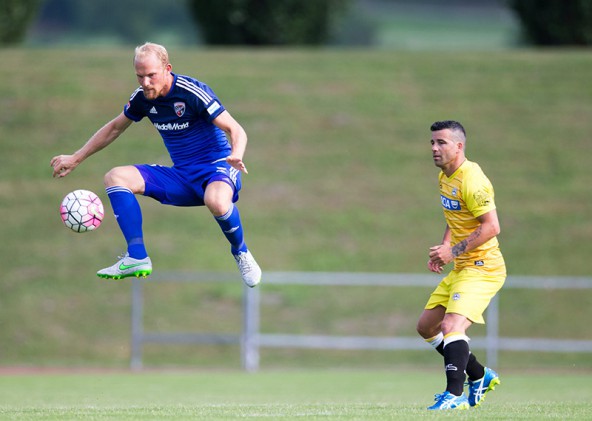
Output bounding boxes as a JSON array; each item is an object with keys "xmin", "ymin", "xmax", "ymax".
[
  {"xmin": 214, "ymin": 203, "xmax": 247, "ymax": 255},
  {"xmin": 106, "ymin": 186, "xmax": 147, "ymax": 259}
]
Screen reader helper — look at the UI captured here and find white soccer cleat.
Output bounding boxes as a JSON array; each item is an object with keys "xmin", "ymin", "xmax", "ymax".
[
  {"xmin": 233, "ymin": 250, "xmax": 261, "ymax": 288},
  {"xmin": 97, "ymin": 253, "xmax": 152, "ymax": 280}
]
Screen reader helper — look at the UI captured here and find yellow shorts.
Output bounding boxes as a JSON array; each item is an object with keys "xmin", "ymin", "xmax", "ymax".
[{"xmin": 424, "ymin": 269, "xmax": 506, "ymax": 324}]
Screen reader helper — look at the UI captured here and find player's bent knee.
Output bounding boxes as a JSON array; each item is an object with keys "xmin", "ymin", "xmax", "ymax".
[
  {"xmin": 205, "ymin": 200, "xmax": 231, "ymax": 217},
  {"xmin": 416, "ymin": 323, "xmax": 432, "ymax": 339},
  {"xmin": 104, "ymin": 166, "xmax": 144, "ymax": 192},
  {"xmin": 204, "ymin": 181, "xmax": 234, "ymax": 217},
  {"xmin": 104, "ymin": 167, "xmax": 126, "ymax": 187},
  {"xmin": 416, "ymin": 317, "xmax": 430, "ymax": 337},
  {"xmin": 416, "ymin": 315, "xmax": 443, "ymax": 339}
]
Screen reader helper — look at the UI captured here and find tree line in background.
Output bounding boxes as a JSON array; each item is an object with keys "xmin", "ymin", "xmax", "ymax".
[
  {"xmin": 1, "ymin": 0, "xmax": 348, "ymax": 46},
  {"xmin": 508, "ymin": 0, "xmax": 592, "ymax": 45},
  {"xmin": 188, "ymin": 0, "xmax": 348, "ymax": 45},
  {"xmin": 1, "ymin": 0, "xmax": 592, "ymax": 46},
  {"xmin": 1, "ymin": 0, "xmax": 40, "ymax": 44}
]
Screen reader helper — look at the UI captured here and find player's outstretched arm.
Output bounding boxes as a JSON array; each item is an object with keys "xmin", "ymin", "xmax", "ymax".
[{"xmin": 51, "ymin": 113, "xmax": 132, "ymax": 178}]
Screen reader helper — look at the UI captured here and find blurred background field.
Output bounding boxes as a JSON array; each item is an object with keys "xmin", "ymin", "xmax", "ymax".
[{"xmin": 1, "ymin": 47, "xmax": 591, "ymax": 370}]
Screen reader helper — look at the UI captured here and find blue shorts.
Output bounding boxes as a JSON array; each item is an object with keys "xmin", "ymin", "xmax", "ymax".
[{"xmin": 135, "ymin": 159, "xmax": 241, "ymax": 207}]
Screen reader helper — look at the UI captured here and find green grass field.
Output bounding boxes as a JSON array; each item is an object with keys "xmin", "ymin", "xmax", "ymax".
[
  {"xmin": 0, "ymin": 47, "xmax": 591, "ymax": 371},
  {"xmin": 1, "ymin": 370, "xmax": 591, "ymax": 420}
]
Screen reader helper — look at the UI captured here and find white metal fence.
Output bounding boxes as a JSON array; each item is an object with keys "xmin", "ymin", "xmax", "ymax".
[{"xmin": 130, "ymin": 272, "xmax": 592, "ymax": 371}]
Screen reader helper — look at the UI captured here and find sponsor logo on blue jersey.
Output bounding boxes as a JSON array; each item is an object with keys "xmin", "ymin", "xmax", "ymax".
[
  {"xmin": 153, "ymin": 122, "xmax": 189, "ymax": 131},
  {"xmin": 441, "ymin": 194, "xmax": 461, "ymax": 211}
]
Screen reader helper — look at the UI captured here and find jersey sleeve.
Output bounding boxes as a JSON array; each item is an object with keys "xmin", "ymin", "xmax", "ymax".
[
  {"xmin": 179, "ymin": 77, "xmax": 226, "ymax": 122},
  {"xmin": 204, "ymin": 98, "xmax": 225, "ymax": 122},
  {"xmin": 123, "ymin": 88, "xmax": 145, "ymax": 122},
  {"xmin": 462, "ymin": 168, "xmax": 496, "ymax": 218}
]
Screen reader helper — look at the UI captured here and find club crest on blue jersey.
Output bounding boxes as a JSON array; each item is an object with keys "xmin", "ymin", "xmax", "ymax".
[
  {"xmin": 441, "ymin": 195, "xmax": 461, "ymax": 211},
  {"xmin": 174, "ymin": 102, "xmax": 186, "ymax": 117}
]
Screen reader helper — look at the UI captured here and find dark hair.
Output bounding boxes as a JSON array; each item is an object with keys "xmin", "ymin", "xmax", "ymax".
[{"xmin": 430, "ymin": 120, "xmax": 466, "ymax": 137}]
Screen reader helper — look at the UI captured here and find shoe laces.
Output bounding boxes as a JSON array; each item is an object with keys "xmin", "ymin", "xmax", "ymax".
[
  {"xmin": 235, "ymin": 252, "xmax": 253, "ymax": 271},
  {"xmin": 433, "ymin": 392, "xmax": 447, "ymax": 401}
]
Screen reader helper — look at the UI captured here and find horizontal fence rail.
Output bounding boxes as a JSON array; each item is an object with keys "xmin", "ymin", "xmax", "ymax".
[{"xmin": 130, "ymin": 272, "xmax": 592, "ymax": 371}]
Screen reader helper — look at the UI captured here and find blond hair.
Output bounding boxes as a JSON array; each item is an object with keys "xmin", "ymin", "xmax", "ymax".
[{"xmin": 134, "ymin": 42, "xmax": 169, "ymax": 68}]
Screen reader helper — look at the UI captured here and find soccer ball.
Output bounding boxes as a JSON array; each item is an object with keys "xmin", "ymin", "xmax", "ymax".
[{"xmin": 60, "ymin": 189, "xmax": 104, "ymax": 233}]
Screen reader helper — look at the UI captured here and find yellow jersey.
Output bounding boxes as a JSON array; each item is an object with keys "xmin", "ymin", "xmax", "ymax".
[{"xmin": 438, "ymin": 160, "xmax": 505, "ymax": 276}]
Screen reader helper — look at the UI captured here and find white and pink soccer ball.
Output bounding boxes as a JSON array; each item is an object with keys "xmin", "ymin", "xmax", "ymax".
[{"xmin": 60, "ymin": 189, "xmax": 104, "ymax": 233}]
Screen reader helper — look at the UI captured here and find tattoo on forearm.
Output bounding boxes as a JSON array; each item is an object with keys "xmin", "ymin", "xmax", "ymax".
[
  {"xmin": 452, "ymin": 225, "xmax": 482, "ymax": 258},
  {"xmin": 452, "ymin": 240, "xmax": 467, "ymax": 258}
]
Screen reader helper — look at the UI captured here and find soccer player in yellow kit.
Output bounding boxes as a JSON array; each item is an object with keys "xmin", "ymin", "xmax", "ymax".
[{"xmin": 416, "ymin": 120, "xmax": 506, "ymax": 410}]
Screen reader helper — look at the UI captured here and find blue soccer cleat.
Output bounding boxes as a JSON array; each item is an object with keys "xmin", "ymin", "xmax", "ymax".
[
  {"xmin": 427, "ymin": 391, "xmax": 470, "ymax": 410},
  {"xmin": 467, "ymin": 367, "xmax": 500, "ymax": 407}
]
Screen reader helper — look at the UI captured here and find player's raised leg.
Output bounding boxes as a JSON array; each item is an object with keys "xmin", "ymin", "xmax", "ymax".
[
  {"xmin": 97, "ymin": 166, "xmax": 152, "ymax": 279},
  {"xmin": 205, "ymin": 180, "xmax": 261, "ymax": 287}
]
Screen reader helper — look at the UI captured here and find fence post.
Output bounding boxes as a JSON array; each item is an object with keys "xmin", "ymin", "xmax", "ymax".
[
  {"xmin": 241, "ymin": 284, "xmax": 260, "ymax": 372},
  {"xmin": 485, "ymin": 294, "xmax": 499, "ymax": 369},
  {"xmin": 130, "ymin": 278, "xmax": 143, "ymax": 370}
]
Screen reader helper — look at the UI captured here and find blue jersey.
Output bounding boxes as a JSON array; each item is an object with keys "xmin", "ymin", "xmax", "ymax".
[{"xmin": 123, "ymin": 73, "xmax": 229, "ymax": 169}]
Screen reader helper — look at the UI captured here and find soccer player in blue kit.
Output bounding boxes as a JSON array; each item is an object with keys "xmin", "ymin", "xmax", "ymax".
[{"xmin": 50, "ymin": 42, "xmax": 262, "ymax": 287}]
